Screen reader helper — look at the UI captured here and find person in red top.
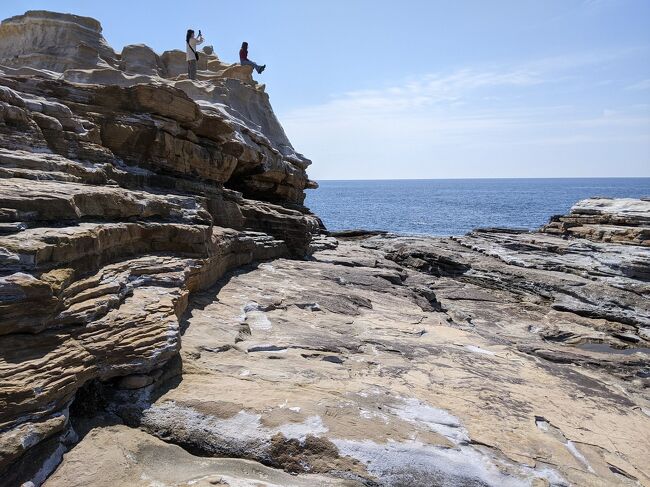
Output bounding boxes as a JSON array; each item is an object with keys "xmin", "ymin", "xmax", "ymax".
[{"xmin": 239, "ymin": 42, "xmax": 266, "ymax": 74}]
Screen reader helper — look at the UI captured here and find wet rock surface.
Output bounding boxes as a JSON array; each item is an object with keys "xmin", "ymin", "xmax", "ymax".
[{"xmin": 1, "ymin": 9, "xmax": 649, "ymax": 487}]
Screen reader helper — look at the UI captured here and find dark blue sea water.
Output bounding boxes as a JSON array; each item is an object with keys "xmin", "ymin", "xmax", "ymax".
[{"xmin": 305, "ymin": 178, "xmax": 650, "ymax": 236}]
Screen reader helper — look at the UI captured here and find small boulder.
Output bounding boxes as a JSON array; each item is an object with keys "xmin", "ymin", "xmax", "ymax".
[{"xmin": 120, "ymin": 44, "xmax": 162, "ymax": 75}]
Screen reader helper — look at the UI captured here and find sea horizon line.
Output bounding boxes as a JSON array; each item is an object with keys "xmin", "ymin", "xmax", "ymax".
[{"xmin": 312, "ymin": 176, "xmax": 650, "ymax": 182}]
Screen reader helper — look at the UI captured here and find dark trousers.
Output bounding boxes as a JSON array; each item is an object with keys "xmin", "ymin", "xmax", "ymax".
[{"xmin": 187, "ymin": 60, "xmax": 197, "ymax": 80}]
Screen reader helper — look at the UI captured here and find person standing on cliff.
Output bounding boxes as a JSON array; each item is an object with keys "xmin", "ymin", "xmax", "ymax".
[
  {"xmin": 239, "ymin": 42, "xmax": 266, "ymax": 74},
  {"xmin": 186, "ymin": 29, "xmax": 204, "ymax": 80}
]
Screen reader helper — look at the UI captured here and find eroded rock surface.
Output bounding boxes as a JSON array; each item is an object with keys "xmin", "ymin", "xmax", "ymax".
[
  {"xmin": 44, "ymin": 424, "xmax": 359, "ymax": 487},
  {"xmin": 0, "ymin": 10, "xmax": 324, "ymax": 487},
  {"xmin": 542, "ymin": 197, "xmax": 650, "ymax": 246},
  {"xmin": 104, "ymin": 217, "xmax": 649, "ymax": 487},
  {"xmin": 1, "ymin": 9, "xmax": 649, "ymax": 487},
  {"xmin": 0, "ymin": 10, "xmax": 314, "ymax": 203}
]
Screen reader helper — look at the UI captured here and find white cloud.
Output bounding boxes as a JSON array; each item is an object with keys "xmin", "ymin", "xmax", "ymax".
[
  {"xmin": 293, "ymin": 67, "xmax": 542, "ymax": 120},
  {"xmin": 281, "ymin": 52, "xmax": 650, "ymax": 180}
]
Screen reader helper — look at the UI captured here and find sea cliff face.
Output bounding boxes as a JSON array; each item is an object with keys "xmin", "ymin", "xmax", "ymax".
[{"xmin": 1, "ymin": 11, "xmax": 649, "ymax": 487}]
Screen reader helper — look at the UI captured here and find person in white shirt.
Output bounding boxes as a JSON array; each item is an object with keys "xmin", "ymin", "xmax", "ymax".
[{"xmin": 185, "ymin": 29, "xmax": 204, "ymax": 80}]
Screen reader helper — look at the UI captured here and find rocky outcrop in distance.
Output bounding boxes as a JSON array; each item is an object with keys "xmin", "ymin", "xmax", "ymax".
[{"xmin": 1, "ymin": 10, "xmax": 649, "ymax": 487}]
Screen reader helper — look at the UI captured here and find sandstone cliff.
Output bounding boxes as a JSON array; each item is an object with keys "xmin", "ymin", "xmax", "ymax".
[
  {"xmin": 1, "ymin": 10, "xmax": 649, "ymax": 487},
  {"xmin": 0, "ymin": 10, "xmax": 325, "ymax": 486}
]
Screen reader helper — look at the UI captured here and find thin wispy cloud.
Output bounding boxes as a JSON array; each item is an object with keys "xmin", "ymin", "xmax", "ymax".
[
  {"xmin": 285, "ymin": 68, "xmax": 541, "ymax": 124},
  {"xmin": 287, "ymin": 48, "xmax": 645, "ymax": 121},
  {"xmin": 335, "ymin": 68, "xmax": 541, "ymax": 111},
  {"xmin": 282, "ymin": 49, "xmax": 650, "ymax": 179}
]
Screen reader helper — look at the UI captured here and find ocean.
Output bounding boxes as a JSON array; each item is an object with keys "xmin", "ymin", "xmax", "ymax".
[{"xmin": 305, "ymin": 178, "xmax": 650, "ymax": 236}]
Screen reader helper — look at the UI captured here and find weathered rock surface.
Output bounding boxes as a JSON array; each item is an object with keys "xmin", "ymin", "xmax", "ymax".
[
  {"xmin": 1, "ymin": 9, "xmax": 649, "ymax": 487},
  {"xmin": 542, "ymin": 197, "xmax": 650, "ymax": 246},
  {"xmin": 0, "ymin": 10, "xmax": 324, "ymax": 486},
  {"xmin": 40, "ymin": 196, "xmax": 647, "ymax": 487},
  {"xmin": 0, "ymin": 10, "xmax": 314, "ymax": 203},
  {"xmin": 44, "ymin": 424, "xmax": 359, "ymax": 487},
  {"xmin": 0, "ymin": 11, "xmax": 117, "ymax": 72},
  {"xmin": 99, "ymin": 217, "xmax": 648, "ymax": 487}
]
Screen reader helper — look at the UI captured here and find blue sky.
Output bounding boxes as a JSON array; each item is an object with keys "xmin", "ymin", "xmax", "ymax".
[{"xmin": 2, "ymin": 0, "xmax": 650, "ymax": 179}]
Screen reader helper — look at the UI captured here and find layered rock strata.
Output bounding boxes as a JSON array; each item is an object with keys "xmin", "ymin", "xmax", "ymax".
[
  {"xmin": 542, "ymin": 197, "xmax": 650, "ymax": 246},
  {"xmin": 0, "ymin": 10, "xmax": 323, "ymax": 486},
  {"xmin": 83, "ymin": 200, "xmax": 646, "ymax": 487},
  {"xmin": 39, "ymin": 196, "xmax": 649, "ymax": 487},
  {"xmin": 1, "ymin": 9, "xmax": 649, "ymax": 487},
  {"xmin": 0, "ymin": 10, "xmax": 315, "ymax": 204}
]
